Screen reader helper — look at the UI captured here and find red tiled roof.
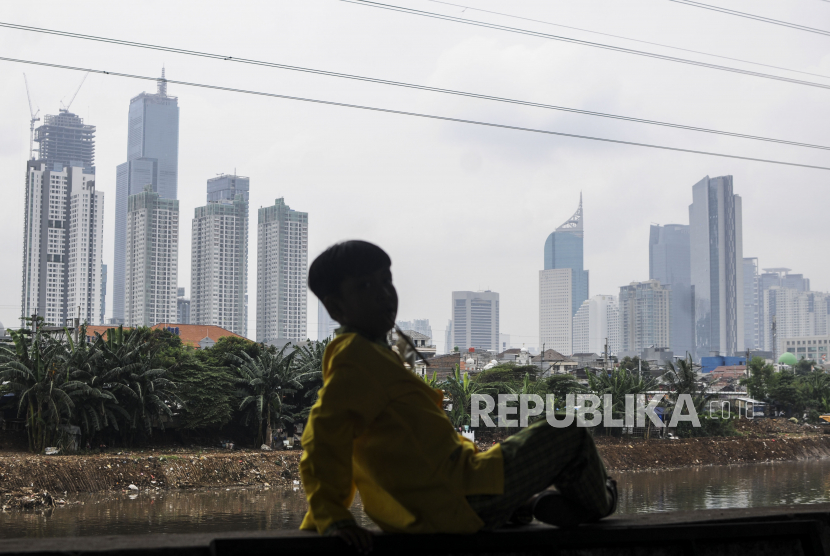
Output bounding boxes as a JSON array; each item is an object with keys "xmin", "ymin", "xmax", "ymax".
[{"xmin": 83, "ymin": 323, "xmax": 247, "ymax": 348}]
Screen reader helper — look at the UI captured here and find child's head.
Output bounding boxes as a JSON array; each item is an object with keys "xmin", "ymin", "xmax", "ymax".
[{"xmin": 308, "ymin": 241, "xmax": 397, "ymax": 337}]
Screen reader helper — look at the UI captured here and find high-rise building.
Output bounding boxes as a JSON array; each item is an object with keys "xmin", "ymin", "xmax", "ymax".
[
  {"xmin": 618, "ymin": 280, "xmax": 671, "ymax": 357},
  {"xmin": 742, "ymin": 258, "xmax": 760, "ymax": 350},
  {"xmin": 33, "ymin": 111, "xmax": 95, "ymax": 171},
  {"xmin": 649, "ymin": 224, "xmax": 693, "ymax": 358},
  {"xmin": 499, "ymin": 333, "xmax": 511, "ymax": 352},
  {"xmin": 756, "ymin": 268, "xmax": 811, "ymax": 350},
  {"xmin": 763, "ymin": 288, "xmax": 829, "ymax": 361},
  {"xmin": 689, "ymin": 175, "xmax": 744, "ymax": 358},
  {"xmin": 445, "ymin": 319, "xmax": 453, "ymax": 353},
  {"xmin": 190, "ymin": 175, "xmax": 249, "ymax": 337},
  {"xmin": 100, "ymin": 264, "xmax": 107, "ymax": 325},
  {"xmin": 21, "ymin": 161, "xmax": 104, "ymax": 327},
  {"xmin": 256, "ymin": 198, "xmax": 308, "ymax": 344},
  {"xmin": 573, "ymin": 295, "xmax": 620, "ymax": 356},
  {"xmin": 451, "ymin": 291, "xmax": 499, "ymax": 352},
  {"xmin": 543, "ymin": 194, "xmax": 588, "ymax": 317},
  {"xmin": 177, "ymin": 287, "xmax": 191, "ymax": 325},
  {"xmin": 396, "ymin": 319, "xmax": 433, "ymax": 340},
  {"xmin": 113, "ymin": 70, "xmax": 180, "ymax": 324},
  {"xmin": 317, "ymin": 301, "xmax": 339, "ymax": 341},
  {"xmin": 124, "ymin": 187, "xmax": 178, "ymax": 327},
  {"xmin": 539, "ymin": 269, "xmax": 572, "ymax": 355}
]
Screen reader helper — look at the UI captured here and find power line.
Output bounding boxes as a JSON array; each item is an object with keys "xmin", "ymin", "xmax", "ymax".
[
  {"xmin": 340, "ymin": 0, "xmax": 830, "ymax": 91},
  {"xmin": 667, "ymin": 0, "xmax": 830, "ymax": 37},
  {"xmin": 422, "ymin": 0, "xmax": 830, "ymax": 81},
  {"xmin": 0, "ymin": 21, "xmax": 825, "ymax": 151},
  {"xmin": 2, "ymin": 56, "xmax": 828, "ymax": 171}
]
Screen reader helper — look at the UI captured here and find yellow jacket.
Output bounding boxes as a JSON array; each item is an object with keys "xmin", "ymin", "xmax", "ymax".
[{"xmin": 299, "ymin": 332, "xmax": 503, "ymax": 534}]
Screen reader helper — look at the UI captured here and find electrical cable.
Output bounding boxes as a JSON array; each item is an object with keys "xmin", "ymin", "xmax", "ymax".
[
  {"xmin": 339, "ymin": 0, "xmax": 830, "ymax": 91},
  {"xmin": 0, "ymin": 21, "xmax": 826, "ymax": 151},
  {"xmin": 2, "ymin": 56, "xmax": 828, "ymax": 171},
  {"xmin": 422, "ymin": 0, "xmax": 830, "ymax": 81},
  {"xmin": 667, "ymin": 0, "xmax": 830, "ymax": 37}
]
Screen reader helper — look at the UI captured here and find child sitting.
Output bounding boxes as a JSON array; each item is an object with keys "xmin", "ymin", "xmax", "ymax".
[{"xmin": 300, "ymin": 241, "xmax": 616, "ymax": 552}]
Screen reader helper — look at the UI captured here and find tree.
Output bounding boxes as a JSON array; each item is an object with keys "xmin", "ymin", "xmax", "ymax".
[
  {"xmin": 229, "ymin": 346, "xmax": 301, "ymax": 447},
  {"xmin": 619, "ymin": 356, "xmax": 650, "ymax": 374},
  {"xmin": 588, "ymin": 367, "xmax": 656, "ymax": 413},
  {"xmin": 663, "ymin": 356, "xmax": 705, "ymax": 404},
  {"xmin": 740, "ymin": 357, "xmax": 776, "ymax": 401},
  {"xmin": 291, "ymin": 339, "xmax": 329, "ymax": 421},
  {"xmin": 440, "ymin": 365, "xmax": 492, "ymax": 428},
  {"xmin": 545, "ymin": 374, "xmax": 587, "ymax": 410}
]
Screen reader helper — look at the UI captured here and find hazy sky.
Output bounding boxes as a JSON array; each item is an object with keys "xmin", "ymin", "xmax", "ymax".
[{"xmin": 1, "ymin": 0, "xmax": 828, "ymax": 351}]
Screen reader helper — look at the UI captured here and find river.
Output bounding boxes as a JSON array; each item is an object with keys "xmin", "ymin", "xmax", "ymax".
[{"xmin": 2, "ymin": 459, "xmax": 830, "ymax": 539}]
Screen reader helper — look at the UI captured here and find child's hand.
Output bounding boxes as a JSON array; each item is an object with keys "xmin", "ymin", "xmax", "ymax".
[{"xmin": 330, "ymin": 525, "xmax": 374, "ymax": 554}]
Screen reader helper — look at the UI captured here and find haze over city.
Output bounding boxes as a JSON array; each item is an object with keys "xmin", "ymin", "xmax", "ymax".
[{"xmin": 1, "ymin": 0, "xmax": 828, "ymax": 351}]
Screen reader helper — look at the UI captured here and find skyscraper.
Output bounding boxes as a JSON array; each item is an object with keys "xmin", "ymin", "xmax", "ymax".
[
  {"xmin": 177, "ymin": 287, "xmax": 191, "ymax": 325},
  {"xmin": 33, "ymin": 110, "xmax": 95, "ymax": 171},
  {"xmin": 21, "ymin": 161, "xmax": 104, "ymax": 327},
  {"xmin": 649, "ymin": 224, "xmax": 693, "ymax": 358},
  {"xmin": 618, "ymin": 280, "xmax": 671, "ymax": 357},
  {"xmin": 764, "ymin": 288, "xmax": 830, "ymax": 360},
  {"xmin": 190, "ymin": 175, "xmax": 249, "ymax": 337},
  {"xmin": 689, "ymin": 175, "xmax": 744, "ymax": 358},
  {"xmin": 572, "ymin": 295, "xmax": 620, "ymax": 356},
  {"xmin": 100, "ymin": 264, "xmax": 107, "ymax": 325},
  {"xmin": 742, "ymin": 258, "xmax": 760, "ymax": 350},
  {"xmin": 396, "ymin": 319, "xmax": 433, "ymax": 340},
  {"xmin": 113, "ymin": 70, "xmax": 180, "ymax": 324},
  {"xmin": 757, "ymin": 268, "xmax": 811, "ymax": 349},
  {"xmin": 124, "ymin": 187, "xmax": 179, "ymax": 327},
  {"xmin": 256, "ymin": 198, "xmax": 308, "ymax": 343},
  {"xmin": 543, "ymin": 194, "xmax": 588, "ymax": 317},
  {"xmin": 539, "ymin": 269, "xmax": 572, "ymax": 355},
  {"xmin": 451, "ymin": 291, "xmax": 499, "ymax": 351}
]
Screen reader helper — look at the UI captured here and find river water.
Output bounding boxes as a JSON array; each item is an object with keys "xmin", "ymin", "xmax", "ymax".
[{"xmin": 2, "ymin": 459, "xmax": 830, "ymax": 539}]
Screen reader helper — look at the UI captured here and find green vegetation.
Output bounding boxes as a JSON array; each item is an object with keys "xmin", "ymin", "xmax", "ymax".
[
  {"xmin": 0, "ymin": 326, "xmax": 326, "ymax": 452},
  {"xmin": 741, "ymin": 356, "xmax": 830, "ymax": 421}
]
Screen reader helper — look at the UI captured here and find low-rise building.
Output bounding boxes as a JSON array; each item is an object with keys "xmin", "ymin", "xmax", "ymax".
[
  {"xmin": 782, "ymin": 334, "xmax": 830, "ymax": 365},
  {"xmin": 84, "ymin": 323, "xmax": 244, "ymax": 349}
]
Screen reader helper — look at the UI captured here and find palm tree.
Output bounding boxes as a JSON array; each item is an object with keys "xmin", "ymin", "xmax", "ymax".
[
  {"xmin": 439, "ymin": 365, "xmax": 492, "ymax": 428},
  {"xmin": 291, "ymin": 339, "xmax": 328, "ymax": 421},
  {"xmin": 229, "ymin": 345, "xmax": 301, "ymax": 447},
  {"xmin": 662, "ymin": 356, "xmax": 705, "ymax": 404},
  {"xmin": 588, "ymin": 366, "xmax": 656, "ymax": 413},
  {"xmin": 0, "ymin": 329, "xmax": 77, "ymax": 452}
]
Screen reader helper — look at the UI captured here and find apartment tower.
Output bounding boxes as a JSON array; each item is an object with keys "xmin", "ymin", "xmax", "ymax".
[
  {"xmin": 573, "ymin": 294, "xmax": 620, "ymax": 356},
  {"xmin": 21, "ymin": 161, "xmax": 104, "ymax": 327},
  {"xmin": 256, "ymin": 198, "xmax": 308, "ymax": 344},
  {"xmin": 618, "ymin": 280, "xmax": 671, "ymax": 357},
  {"xmin": 124, "ymin": 187, "xmax": 179, "ymax": 327},
  {"xmin": 190, "ymin": 174, "xmax": 249, "ymax": 337}
]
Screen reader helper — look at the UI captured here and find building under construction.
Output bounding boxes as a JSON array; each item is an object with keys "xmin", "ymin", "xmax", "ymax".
[{"xmin": 34, "ymin": 109, "xmax": 96, "ymax": 170}]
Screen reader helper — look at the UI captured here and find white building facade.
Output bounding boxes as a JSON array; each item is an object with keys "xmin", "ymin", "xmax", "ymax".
[
  {"xmin": 124, "ymin": 188, "xmax": 179, "ymax": 327},
  {"xmin": 572, "ymin": 294, "xmax": 620, "ymax": 356},
  {"xmin": 451, "ymin": 291, "xmax": 499, "ymax": 352},
  {"xmin": 764, "ymin": 288, "xmax": 830, "ymax": 360},
  {"xmin": 618, "ymin": 280, "xmax": 671, "ymax": 357},
  {"xmin": 317, "ymin": 300, "xmax": 339, "ymax": 341},
  {"xmin": 21, "ymin": 161, "xmax": 104, "ymax": 327},
  {"xmin": 190, "ymin": 180, "xmax": 248, "ymax": 337},
  {"xmin": 256, "ymin": 198, "xmax": 308, "ymax": 344},
  {"xmin": 539, "ymin": 269, "xmax": 572, "ymax": 356}
]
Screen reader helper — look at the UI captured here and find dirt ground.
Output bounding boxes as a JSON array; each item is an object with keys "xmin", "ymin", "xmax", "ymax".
[{"xmin": 2, "ymin": 419, "xmax": 829, "ymax": 505}]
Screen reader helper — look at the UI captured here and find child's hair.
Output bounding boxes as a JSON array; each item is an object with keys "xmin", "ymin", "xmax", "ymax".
[{"xmin": 308, "ymin": 240, "xmax": 391, "ymax": 300}]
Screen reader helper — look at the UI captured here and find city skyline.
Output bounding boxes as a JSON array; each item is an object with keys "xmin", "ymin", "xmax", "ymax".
[{"xmin": 3, "ymin": 1, "xmax": 829, "ymax": 349}]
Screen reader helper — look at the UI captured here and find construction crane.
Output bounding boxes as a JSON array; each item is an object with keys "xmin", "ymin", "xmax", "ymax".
[
  {"xmin": 60, "ymin": 71, "xmax": 89, "ymax": 112},
  {"xmin": 23, "ymin": 73, "xmax": 40, "ymax": 160}
]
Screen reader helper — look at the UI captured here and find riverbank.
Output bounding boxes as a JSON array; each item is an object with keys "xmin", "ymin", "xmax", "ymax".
[{"xmin": 2, "ymin": 420, "xmax": 829, "ymax": 502}]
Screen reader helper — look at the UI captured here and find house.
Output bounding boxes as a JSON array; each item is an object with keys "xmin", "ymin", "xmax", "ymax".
[
  {"xmin": 391, "ymin": 329, "xmax": 437, "ymax": 359},
  {"xmin": 532, "ymin": 349, "xmax": 578, "ymax": 375},
  {"xmin": 415, "ymin": 352, "xmax": 461, "ymax": 380},
  {"xmin": 83, "ymin": 323, "xmax": 246, "ymax": 350}
]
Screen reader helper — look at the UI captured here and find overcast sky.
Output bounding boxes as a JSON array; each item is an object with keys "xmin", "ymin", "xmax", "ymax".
[{"xmin": 1, "ymin": 0, "xmax": 828, "ymax": 351}]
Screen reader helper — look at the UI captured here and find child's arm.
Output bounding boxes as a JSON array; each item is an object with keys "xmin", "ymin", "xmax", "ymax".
[{"xmin": 300, "ymin": 362, "xmax": 388, "ymax": 535}]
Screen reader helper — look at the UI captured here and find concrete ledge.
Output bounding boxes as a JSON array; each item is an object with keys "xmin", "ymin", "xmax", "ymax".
[{"xmin": 1, "ymin": 504, "xmax": 829, "ymax": 556}]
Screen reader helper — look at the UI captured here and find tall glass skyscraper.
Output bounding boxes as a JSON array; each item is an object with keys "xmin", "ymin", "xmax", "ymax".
[
  {"xmin": 112, "ymin": 70, "xmax": 180, "ymax": 323},
  {"xmin": 689, "ymin": 175, "xmax": 744, "ymax": 358},
  {"xmin": 543, "ymin": 194, "xmax": 588, "ymax": 317},
  {"xmin": 649, "ymin": 224, "xmax": 693, "ymax": 358}
]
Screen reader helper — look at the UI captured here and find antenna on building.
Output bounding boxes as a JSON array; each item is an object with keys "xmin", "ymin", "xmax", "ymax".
[
  {"xmin": 61, "ymin": 72, "xmax": 89, "ymax": 112},
  {"xmin": 23, "ymin": 73, "xmax": 40, "ymax": 160},
  {"xmin": 157, "ymin": 67, "xmax": 167, "ymax": 97}
]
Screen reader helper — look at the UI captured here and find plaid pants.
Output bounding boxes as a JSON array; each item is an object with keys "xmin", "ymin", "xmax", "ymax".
[{"xmin": 466, "ymin": 420, "xmax": 611, "ymax": 530}]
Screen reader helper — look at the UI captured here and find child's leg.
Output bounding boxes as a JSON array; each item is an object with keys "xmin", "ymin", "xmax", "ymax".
[{"xmin": 467, "ymin": 420, "xmax": 612, "ymax": 529}]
